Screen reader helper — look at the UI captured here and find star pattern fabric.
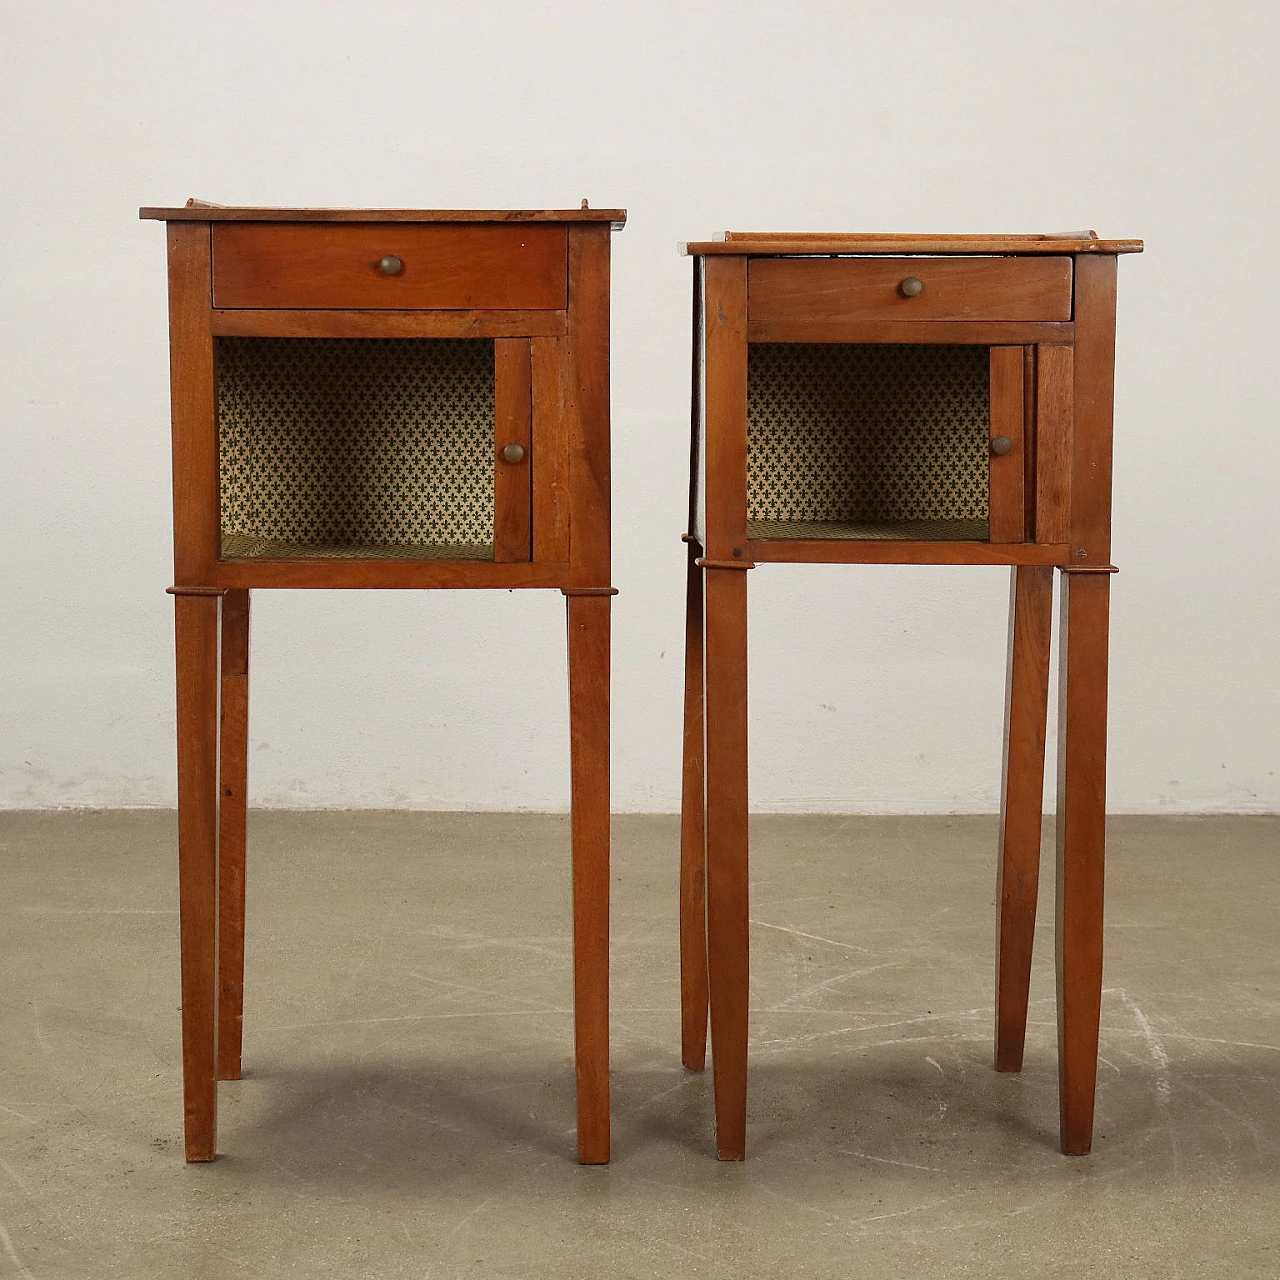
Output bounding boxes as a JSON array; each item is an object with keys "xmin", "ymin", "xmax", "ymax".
[
  {"xmin": 746, "ymin": 343, "xmax": 990, "ymax": 541},
  {"xmin": 217, "ymin": 337, "xmax": 495, "ymax": 557}
]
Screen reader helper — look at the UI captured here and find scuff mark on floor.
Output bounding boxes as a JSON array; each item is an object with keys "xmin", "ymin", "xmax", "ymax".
[
  {"xmin": 0, "ymin": 1221, "xmax": 36, "ymax": 1280},
  {"xmin": 750, "ymin": 919, "xmax": 870, "ymax": 953},
  {"xmin": 839, "ymin": 1147, "xmax": 943, "ymax": 1173}
]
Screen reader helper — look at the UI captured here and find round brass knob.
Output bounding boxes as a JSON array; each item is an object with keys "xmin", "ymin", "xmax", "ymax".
[
  {"xmin": 899, "ymin": 276, "xmax": 924, "ymax": 298},
  {"xmin": 377, "ymin": 255, "xmax": 403, "ymax": 276},
  {"xmin": 991, "ymin": 436, "xmax": 1013, "ymax": 456},
  {"xmin": 502, "ymin": 443, "xmax": 526, "ymax": 465}
]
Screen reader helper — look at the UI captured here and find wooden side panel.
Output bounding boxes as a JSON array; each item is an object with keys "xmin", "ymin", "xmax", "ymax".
[
  {"xmin": 988, "ymin": 347, "xmax": 1026, "ymax": 543},
  {"xmin": 1068, "ymin": 257, "xmax": 1119, "ymax": 564},
  {"xmin": 564, "ymin": 226, "xmax": 612, "ymax": 586},
  {"xmin": 1035, "ymin": 344, "xmax": 1074, "ymax": 545},
  {"xmin": 701, "ymin": 257, "xmax": 749, "ymax": 561},
  {"xmin": 530, "ymin": 338, "xmax": 571, "ymax": 565},
  {"xmin": 493, "ymin": 341, "xmax": 533, "ymax": 563},
  {"xmin": 749, "ymin": 256, "xmax": 1072, "ymax": 324},
  {"xmin": 167, "ymin": 223, "xmax": 219, "ymax": 584},
  {"xmin": 212, "ymin": 223, "xmax": 568, "ymax": 310}
]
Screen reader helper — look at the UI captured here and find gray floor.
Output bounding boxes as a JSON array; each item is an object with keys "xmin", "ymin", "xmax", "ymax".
[{"xmin": 1, "ymin": 812, "xmax": 1278, "ymax": 1279}]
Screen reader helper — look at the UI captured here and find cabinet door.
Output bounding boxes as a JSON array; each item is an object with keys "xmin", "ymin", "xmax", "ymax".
[
  {"xmin": 492, "ymin": 340, "xmax": 533, "ymax": 562},
  {"xmin": 987, "ymin": 346, "xmax": 1027, "ymax": 543}
]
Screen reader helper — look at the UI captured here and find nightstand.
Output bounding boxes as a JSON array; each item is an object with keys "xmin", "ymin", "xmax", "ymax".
[
  {"xmin": 142, "ymin": 201, "xmax": 625, "ymax": 1164},
  {"xmin": 678, "ymin": 231, "xmax": 1142, "ymax": 1159}
]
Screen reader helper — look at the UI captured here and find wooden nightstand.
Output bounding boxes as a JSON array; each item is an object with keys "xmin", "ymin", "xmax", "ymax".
[
  {"xmin": 678, "ymin": 231, "xmax": 1142, "ymax": 1159},
  {"xmin": 142, "ymin": 201, "xmax": 625, "ymax": 1164}
]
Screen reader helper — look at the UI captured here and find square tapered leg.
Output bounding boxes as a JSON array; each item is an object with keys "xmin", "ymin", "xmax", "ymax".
[
  {"xmin": 1055, "ymin": 570, "xmax": 1110, "ymax": 1155},
  {"xmin": 217, "ymin": 588, "xmax": 250, "ymax": 1081},
  {"xmin": 995, "ymin": 566, "xmax": 1054, "ymax": 1071},
  {"xmin": 566, "ymin": 592, "xmax": 611, "ymax": 1164},
  {"xmin": 680, "ymin": 542, "xmax": 710, "ymax": 1070},
  {"xmin": 174, "ymin": 592, "xmax": 221, "ymax": 1161},
  {"xmin": 703, "ymin": 565, "xmax": 750, "ymax": 1161}
]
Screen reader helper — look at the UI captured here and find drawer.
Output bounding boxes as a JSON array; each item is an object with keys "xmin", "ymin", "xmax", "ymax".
[
  {"xmin": 747, "ymin": 256, "xmax": 1072, "ymax": 324},
  {"xmin": 212, "ymin": 223, "xmax": 568, "ymax": 310}
]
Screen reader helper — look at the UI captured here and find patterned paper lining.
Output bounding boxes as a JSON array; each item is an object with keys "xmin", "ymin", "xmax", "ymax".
[
  {"xmin": 747, "ymin": 344, "xmax": 990, "ymax": 539},
  {"xmin": 217, "ymin": 337, "xmax": 495, "ymax": 556}
]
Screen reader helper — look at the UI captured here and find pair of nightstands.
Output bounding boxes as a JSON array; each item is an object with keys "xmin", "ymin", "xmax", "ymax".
[{"xmin": 144, "ymin": 206, "xmax": 1140, "ymax": 1165}]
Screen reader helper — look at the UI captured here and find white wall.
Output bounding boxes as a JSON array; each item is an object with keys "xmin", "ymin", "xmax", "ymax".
[{"xmin": 2, "ymin": 0, "xmax": 1276, "ymax": 813}]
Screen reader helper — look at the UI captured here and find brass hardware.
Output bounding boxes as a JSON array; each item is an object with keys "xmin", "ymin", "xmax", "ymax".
[
  {"xmin": 991, "ymin": 435, "xmax": 1013, "ymax": 456},
  {"xmin": 377, "ymin": 255, "xmax": 403, "ymax": 276},
  {"xmin": 502, "ymin": 443, "xmax": 526, "ymax": 465},
  {"xmin": 899, "ymin": 276, "xmax": 924, "ymax": 298}
]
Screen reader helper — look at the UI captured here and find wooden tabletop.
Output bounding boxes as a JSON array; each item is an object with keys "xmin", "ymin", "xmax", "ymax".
[
  {"xmin": 682, "ymin": 232, "xmax": 1142, "ymax": 256},
  {"xmin": 140, "ymin": 201, "xmax": 626, "ymax": 226}
]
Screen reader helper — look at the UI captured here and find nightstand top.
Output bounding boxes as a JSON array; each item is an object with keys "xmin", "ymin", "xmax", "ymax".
[
  {"xmin": 140, "ymin": 201, "xmax": 626, "ymax": 227},
  {"xmin": 682, "ymin": 231, "xmax": 1142, "ymax": 256}
]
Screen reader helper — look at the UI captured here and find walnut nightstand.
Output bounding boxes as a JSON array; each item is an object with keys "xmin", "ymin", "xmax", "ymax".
[
  {"xmin": 678, "ymin": 231, "xmax": 1142, "ymax": 1159},
  {"xmin": 142, "ymin": 202, "xmax": 625, "ymax": 1164}
]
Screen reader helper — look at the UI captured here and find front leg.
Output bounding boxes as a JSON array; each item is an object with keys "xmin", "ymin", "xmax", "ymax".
[
  {"xmin": 702, "ymin": 565, "xmax": 749, "ymax": 1161},
  {"xmin": 173, "ymin": 591, "xmax": 221, "ymax": 1161},
  {"xmin": 565, "ymin": 590, "xmax": 612, "ymax": 1164},
  {"xmin": 1055, "ymin": 570, "xmax": 1111, "ymax": 1155}
]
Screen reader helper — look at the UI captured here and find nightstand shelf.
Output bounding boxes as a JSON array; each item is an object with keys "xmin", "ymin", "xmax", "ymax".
[{"xmin": 217, "ymin": 335, "xmax": 501, "ymax": 564}]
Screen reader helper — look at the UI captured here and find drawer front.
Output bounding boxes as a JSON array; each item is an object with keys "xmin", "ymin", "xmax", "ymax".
[
  {"xmin": 212, "ymin": 223, "xmax": 568, "ymax": 310},
  {"xmin": 748, "ymin": 256, "xmax": 1072, "ymax": 324}
]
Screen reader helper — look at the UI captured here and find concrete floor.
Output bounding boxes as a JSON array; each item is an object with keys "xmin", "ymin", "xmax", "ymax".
[{"xmin": 0, "ymin": 812, "xmax": 1278, "ymax": 1279}]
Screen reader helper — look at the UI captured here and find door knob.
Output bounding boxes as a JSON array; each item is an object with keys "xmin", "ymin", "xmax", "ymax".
[
  {"xmin": 990, "ymin": 436, "xmax": 1013, "ymax": 456},
  {"xmin": 502, "ymin": 443, "xmax": 526, "ymax": 464}
]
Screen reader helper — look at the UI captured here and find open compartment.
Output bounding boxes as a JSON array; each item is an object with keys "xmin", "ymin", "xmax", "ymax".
[
  {"xmin": 746, "ymin": 343, "xmax": 993, "ymax": 542},
  {"xmin": 216, "ymin": 336, "xmax": 499, "ymax": 560}
]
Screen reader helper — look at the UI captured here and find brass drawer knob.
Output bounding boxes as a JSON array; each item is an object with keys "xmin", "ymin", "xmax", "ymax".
[
  {"xmin": 502, "ymin": 443, "xmax": 527, "ymax": 465},
  {"xmin": 899, "ymin": 276, "xmax": 924, "ymax": 298},
  {"xmin": 991, "ymin": 435, "xmax": 1013, "ymax": 456},
  {"xmin": 377, "ymin": 255, "xmax": 403, "ymax": 276}
]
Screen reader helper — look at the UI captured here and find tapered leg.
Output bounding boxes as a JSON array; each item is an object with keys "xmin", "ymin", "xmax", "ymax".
[
  {"xmin": 174, "ymin": 594, "xmax": 221, "ymax": 1161},
  {"xmin": 995, "ymin": 566, "xmax": 1054, "ymax": 1071},
  {"xmin": 217, "ymin": 589, "xmax": 250, "ymax": 1081},
  {"xmin": 1055, "ymin": 571, "xmax": 1110, "ymax": 1155},
  {"xmin": 703, "ymin": 567, "xmax": 749, "ymax": 1160},
  {"xmin": 566, "ymin": 593, "xmax": 611, "ymax": 1164},
  {"xmin": 680, "ymin": 545, "xmax": 709, "ymax": 1070}
]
